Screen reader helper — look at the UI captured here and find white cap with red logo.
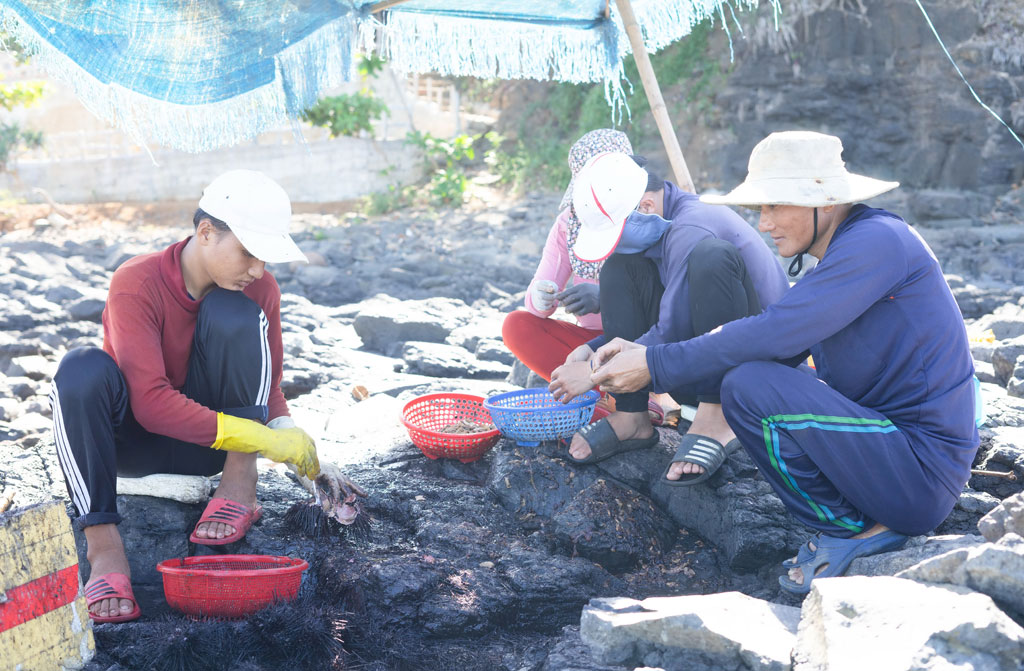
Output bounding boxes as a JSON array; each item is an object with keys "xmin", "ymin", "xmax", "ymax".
[
  {"xmin": 198, "ymin": 170, "xmax": 308, "ymax": 264},
  {"xmin": 571, "ymin": 153, "xmax": 649, "ymax": 263}
]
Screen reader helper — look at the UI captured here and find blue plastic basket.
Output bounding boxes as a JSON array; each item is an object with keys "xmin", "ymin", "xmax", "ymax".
[{"xmin": 484, "ymin": 389, "xmax": 600, "ymax": 446}]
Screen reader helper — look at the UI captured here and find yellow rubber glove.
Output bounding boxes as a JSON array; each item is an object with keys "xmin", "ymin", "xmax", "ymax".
[{"xmin": 211, "ymin": 413, "xmax": 320, "ymax": 479}]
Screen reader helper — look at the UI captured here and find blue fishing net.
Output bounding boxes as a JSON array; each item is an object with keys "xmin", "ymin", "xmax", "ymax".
[
  {"xmin": 6, "ymin": 1, "xmax": 352, "ymax": 105},
  {"xmin": 0, "ymin": 0, "xmax": 769, "ymax": 151}
]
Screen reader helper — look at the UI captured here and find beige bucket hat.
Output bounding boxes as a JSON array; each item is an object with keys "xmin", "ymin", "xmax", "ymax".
[{"xmin": 700, "ymin": 131, "xmax": 899, "ymax": 209}]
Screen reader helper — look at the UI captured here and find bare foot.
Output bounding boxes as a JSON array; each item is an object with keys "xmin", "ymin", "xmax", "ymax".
[
  {"xmin": 193, "ymin": 451, "xmax": 258, "ymax": 541},
  {"xmin": 666, "ymin": 402, "xmax": 735, "ymax": 480},
  {"xmin": 568, "ymin": 410, "xmax": 653, "ymax": 461},
  {"xmin": 83, "ymin": 524, "xmax": 135, "ymax": 619},
  {"xmin": 786, "ymin": 524, "xmax": 890, "ymax": 586},
  {"xmin": 652, "ymin": 392, "xmax": 680, "ymax": 413}
]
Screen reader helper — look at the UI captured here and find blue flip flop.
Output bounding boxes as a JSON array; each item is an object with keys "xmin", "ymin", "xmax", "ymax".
[
  {"xmin": 778, "ymin": 530, "xmax": 909, "ymax": 595},
  {"xmin": 781, "ymin": 533, "xmax": 820, "ymax": 570}
]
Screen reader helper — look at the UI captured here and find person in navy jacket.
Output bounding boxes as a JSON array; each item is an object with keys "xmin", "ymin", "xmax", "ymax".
[{"xmin": 587, "ymin": 131, "xmax": 979, "ymax": 594}]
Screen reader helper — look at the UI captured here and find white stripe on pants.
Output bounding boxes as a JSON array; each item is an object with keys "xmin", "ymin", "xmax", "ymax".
[{"xmin": 49, "ymin": 384, "xmax": 92, "ymax": 514}]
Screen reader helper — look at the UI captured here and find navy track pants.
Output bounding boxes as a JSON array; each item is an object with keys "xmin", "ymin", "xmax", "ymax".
[
  {"xmin": 600, "ymin": 238, "xmax": 761, "ymax": 411},
  {"xmin": 50, "ymin": 289, "xmax": 272, "ymax": 528},
  {"xmin": 721, "ymin": 361, "xmax": 958, "ymax": 538}
]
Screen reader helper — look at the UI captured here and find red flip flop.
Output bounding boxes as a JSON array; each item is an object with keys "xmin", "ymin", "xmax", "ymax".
[
  {"xmin": 189, "ymin": 497, "xmax": 262, "ymax": 546},
  {"xmin": 648, "ymin": 399, "xmax": 665, "ymax": 426},
  {"xmin": 84, "ymin": 572, "xmax": 141, "ymax": 623}
]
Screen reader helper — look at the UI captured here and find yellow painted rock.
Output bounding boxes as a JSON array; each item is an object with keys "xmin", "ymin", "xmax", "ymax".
[{"xmin": 0, "ymin": 501, "xmax": 95, "ymax": 671}]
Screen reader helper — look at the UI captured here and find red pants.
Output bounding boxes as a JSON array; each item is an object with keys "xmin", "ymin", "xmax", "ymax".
[{"xmin": 501, "ymin": 310, "xmax": 602, "ymax": 382}]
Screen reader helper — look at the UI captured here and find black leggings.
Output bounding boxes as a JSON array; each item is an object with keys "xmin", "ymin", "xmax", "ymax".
[
  {"xmin": 50, "ymin": 289, "xmax": 271, "ymax": 528},
  {"xmin": 599, "ymin": 238, "xmax": 761, "ymax": 411}
]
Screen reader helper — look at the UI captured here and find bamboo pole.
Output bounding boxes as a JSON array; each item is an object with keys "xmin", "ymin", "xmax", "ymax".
[
  {"xmin": 970, "ymin": 468, "xmax": 1018, "ymax": 481},
  {"xmin": 369, "ymin": 0, "xmax": 414, "ymax": 13},
  {"xmin": 613, "ymin": 0, "xmax": 695, "ymax": 193}
]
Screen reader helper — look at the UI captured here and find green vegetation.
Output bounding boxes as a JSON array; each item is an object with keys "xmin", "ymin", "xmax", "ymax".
[
  {"xmin": 361, "ymin": 182, "xmax": 416, "ymax": 216},
  {"xmin": 0, "ymin": 31, "xmax": 30, "ymax": 64},
  {"xmin": 0, "ymin": 80, "xmax": 45, "ymax": 111},
  {"xmin": 0, "ymin": 123, "xmax": 42, "ymax": 171},
  {"xmin": 360, "ymin": 131, "xmax": 507, "ymax": 214},
  {"xmin": 0, "ymin": 32, "xmax": 45, "ymax": 171},
  {"xmin": 347, "ymin": 18, "xmax": 725, "ymax": 212},
  {"xmin": 405, "ymin": 130, "xmax": 479, "ymax": 205},
  {"xmin": 301, "ymin": 91, "xmax": 388, "ymax": 138},
  {"xmin": 485, "ymin": 17, "xmax": 722, "ymax": 192},
  {"xmin": 302, "ymin": 53, "xmax": 390, "ymax": 138},
  {"xmin": 361, "ymin": 160, "xmax": 416, "ymax": 215}
]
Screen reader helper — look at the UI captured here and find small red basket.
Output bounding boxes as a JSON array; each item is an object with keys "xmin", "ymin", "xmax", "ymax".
[
  {"xmin": 156, "ymin": 554, "xmax": 308, "ymax": 619},
  {"xmin": 401, "ymin": 393, "xmax": 500, "ymax": 463}
]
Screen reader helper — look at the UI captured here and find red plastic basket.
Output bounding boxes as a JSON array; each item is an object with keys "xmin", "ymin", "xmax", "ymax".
[
  {"xmin": 156, "ymin": 554, "xmax": 308, "ymax": 619},
  {"xmin": 401, "ymin": 393, "xmax": 500, "ymax": 463}
]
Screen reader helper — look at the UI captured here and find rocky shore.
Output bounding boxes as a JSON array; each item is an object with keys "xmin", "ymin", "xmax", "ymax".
[{"xmin": 2, "ymin": 189, "xmax": 1023, "ymax": 670}]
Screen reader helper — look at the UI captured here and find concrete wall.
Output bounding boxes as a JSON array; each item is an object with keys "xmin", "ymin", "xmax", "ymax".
[
  {"xmin": 0, "ymin": 54, "xmax": 494, "ymax": 204},
  {"xmin": 1, "ymin": 135, "xmax": 421, "ymax": 204}
]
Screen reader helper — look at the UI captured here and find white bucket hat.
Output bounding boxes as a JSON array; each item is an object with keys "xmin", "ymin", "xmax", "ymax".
[
  {"xmin": 700, "ymin": 131, "xmax": 899, "ymax": 209},
  {"xmin": 198, "ymin": 170, "xmax": 308, "ymax": 264},
  {"xmin": 571, "ymin": 152, "xmax": 649, "ymax": 262}
]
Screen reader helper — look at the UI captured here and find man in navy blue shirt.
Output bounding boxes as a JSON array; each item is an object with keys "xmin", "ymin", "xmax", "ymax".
[{"xmin": 588, "ymin": 132, "xmax": 979, "ymax": 594}]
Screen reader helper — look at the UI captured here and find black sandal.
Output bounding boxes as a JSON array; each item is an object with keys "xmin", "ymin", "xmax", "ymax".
[
  {"xmin": 566, "ymin": 418, "xmax": 659, "ymax": 464},
  {"xmin": 660, "ymin": 434, "xmax": 741, "ymax": 486}
]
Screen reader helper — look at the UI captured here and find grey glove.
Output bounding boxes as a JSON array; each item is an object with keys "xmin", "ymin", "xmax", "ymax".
[{"xmin": 556, "ymin": 283, "xmax": 600, "ymax": 316}]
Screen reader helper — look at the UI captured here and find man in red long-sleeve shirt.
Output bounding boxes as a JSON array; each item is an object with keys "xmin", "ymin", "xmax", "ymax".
[{"xmin": 50, "ymin": 170, "xmax": 363, "ymax": 623}]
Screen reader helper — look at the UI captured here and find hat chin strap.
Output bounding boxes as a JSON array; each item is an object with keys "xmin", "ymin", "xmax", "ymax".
[{"xmin": 788, "ymin": 207, "xmax": 818, "ymax": 277}]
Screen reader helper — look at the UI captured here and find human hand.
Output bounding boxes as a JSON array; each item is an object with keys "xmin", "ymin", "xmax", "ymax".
[
  {"xmin": 564, "ymin": 343, "xmax": 595, "ymax": 365},
  {"xmin": 530, "ymin": 279, "xmax": 559, "ymax": 311},
  {"xmin": 262, "ymin": 426, "xmax": 321, "ymax": 479},
  {"xmin": 549, "ymin": 361, "xmax": 595, "ymax": 403},
  {"xmin": 314, "ymin": 462, "xmax": 367, "ymax": 526},
  {"xmin": 556, "ymin": 283, "xmax": 600, "ymax": 316},
  {"xmin": 213, "ymin": 414, "xmax": 321, "ymax": 479},
  {"xmin": 591, "ymin": 344, "xmax": 651, "ymax": 394},
  {"xmin": 268, "ymin": 416, "xmax": 325, "ymax": 482},
  {"xmin": 591, "ymin": 337, "xmax": 645, "ymax": 368}
]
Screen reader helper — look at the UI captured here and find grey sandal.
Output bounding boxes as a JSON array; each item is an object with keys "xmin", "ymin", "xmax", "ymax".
[
  {"xmin": 661, "ymin": 434, "xmax": 741, "ymax": 486},
  {"xmin": 567, "ymin": 418, "xmax": 659, "ymax": 464}
]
